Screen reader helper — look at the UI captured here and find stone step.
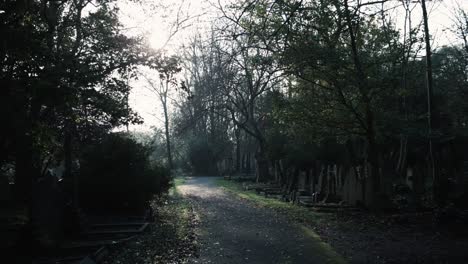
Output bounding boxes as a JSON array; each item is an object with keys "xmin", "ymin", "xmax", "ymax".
[{"xmin": 85, "ymin": 222, "xmax": 148, "ymax": 235}]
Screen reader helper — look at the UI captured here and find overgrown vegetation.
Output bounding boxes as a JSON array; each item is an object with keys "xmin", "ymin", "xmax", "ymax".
[
  {"xmin": 80, "ymin": 133, "xmax": 171, "ymax": 214},
  {"xmin": 103, "ymin": 187, "xmax": 198, "ymax": 264},
  {"xmin": 1, "ymin": 0, "xmax": 468, "ymax": 262},
  {"xmin": 172, "ymin": 0, "xmax": 468, "ymax": 212},
  {"xmin": 0, "ymin": 0, "xmax": 173, "ymax": 254}
]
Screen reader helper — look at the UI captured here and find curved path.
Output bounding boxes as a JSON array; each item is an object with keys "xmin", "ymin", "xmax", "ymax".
[{"xmin": 178, "ymin": 177, "xmax": 344, "ymax": 264}]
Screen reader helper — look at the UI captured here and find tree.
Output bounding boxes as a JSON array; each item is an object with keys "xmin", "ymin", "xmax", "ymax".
[
  {"xmin": 144, "ymin": 54, "xmax": 181, "ymax": 170},
  {"xmin": 173, "ymin": 33, "xmax": 236, "ymax": 175},
  {"xmin": 0, "ymin": 0, "xmax": 152, "ymax": 245},
  {"xmin": 212, "ymin": 1, "xmax": 287, "ymax": 181},
  {"xmin": 259, "ymin": 0, "xmax": 405, "ymax": 205},
  {"xmin": 453, "ymin": 3, "xmax": 468, "ymax": 54},
  {"xmin": 170, "ymin": 0, "xmax": 468, "ymax": 209}
]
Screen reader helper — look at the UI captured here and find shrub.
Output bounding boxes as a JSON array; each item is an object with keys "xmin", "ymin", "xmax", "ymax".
[{"xmin": 79, "ymin": 133, "xmax": 170, "ymax": 214}]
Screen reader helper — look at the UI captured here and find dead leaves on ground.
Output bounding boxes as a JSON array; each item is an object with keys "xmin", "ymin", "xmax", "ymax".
[{"xmin": 103, "ymin": 197, "xmax": 199, "ymax": 264}]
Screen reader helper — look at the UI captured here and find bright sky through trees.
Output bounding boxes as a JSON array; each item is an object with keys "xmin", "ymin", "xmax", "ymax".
[
  {"xmin": 117, "ymin": 0, "xmax": 213, "ymax": 132},
  {"xmin": 117, "ymin": 0, "xmax": 468, "ymax": 132}
]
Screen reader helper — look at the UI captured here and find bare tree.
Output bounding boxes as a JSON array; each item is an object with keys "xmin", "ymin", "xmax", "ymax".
[
  {"xmin": 210, "ymin": 2, "xmax": 287, "ymax": 181},
  {"xmin": 144, "ymin": 55, "xmax": 181, "ymax": 170}
]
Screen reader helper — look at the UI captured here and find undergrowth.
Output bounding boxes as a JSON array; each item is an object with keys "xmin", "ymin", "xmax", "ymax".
[{"xmin": 103, "ymin": 176, "xmax": 198, "ymax": 264}]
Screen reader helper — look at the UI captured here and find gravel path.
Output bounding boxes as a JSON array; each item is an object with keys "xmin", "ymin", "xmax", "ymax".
[{"xmin": 178, "ymin": 177, "xmax": 343, "ymax": 264}]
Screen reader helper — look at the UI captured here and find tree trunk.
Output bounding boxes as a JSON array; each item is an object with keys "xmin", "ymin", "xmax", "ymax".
[
  {"xmin": 235, "ymin": 128, "xmax": 241, "ymax": 173},
  {"xmin": 344, "ymin": 0, "xmax": 380, "ymax": 208},
  {"xmin": 15, "ymin": 130, "xmax": 34, "ymax": 204},
  {"xmin": 287, "ymin": 167, "xmax": 299, "ymax": 195},
  {"xmin": 63, "ymin": 121, "xmax": 78, "ymax": 208},
  {"xmin": 421, "ymin": 0, "xmax": 444, "ymax": 206},
  {"xmin": 255, "ymin": 153, "xmax": 270, "ymax": 182},
  {"xmin": 255, "ymin": 140, "xmax": 270, "ymax": 182},
  {"xmin": 14, "ymin": 85, "xmax": 40, "ymax": 203},
  {"xmin": 366, "ymin": 107, "xmax": 381, "ymax": 208},
  {"xmin": 311, "ymin": 162, "xmax": 317, "ymax": 194},
  {"xmin": 279, "ymin": 160, "xmax": 286, "ymax": 185},
  {"xmin": 162, "ymin": 97, "xmax": 173, "ymax": 170}
]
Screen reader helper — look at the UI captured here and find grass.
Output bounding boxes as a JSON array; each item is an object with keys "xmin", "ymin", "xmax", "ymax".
[
  {"xmin": 170, "ymin": 195, "xmax": 193, "ymax": 239},
  {"xmin": 215, "ymin": 178, "xmax": 332, "ymax": 226},
  {"xmin": 173, "ymin": 177, "xmax": 186, "ymax": 187},
  {"xmin": 170, "ymin": 176, "xmax": 189, "ymax": 216},
  {"xmin": 215, "ymin": 178, "xmax": 347, "ymax": 264},
  {"xmin": 299, "ymin": 225, "xmax": 347, "ymax": 264},
  {"xmin": 170, "ymin": 176, "xmax": 187, "ymax": 196},
  {"xmin": 104, "ymin": 176, "xmax": 197, "ymax": 263},
  {"xmin": 169, "ymin": 176, "xmax": 195, "ymax": 239}
]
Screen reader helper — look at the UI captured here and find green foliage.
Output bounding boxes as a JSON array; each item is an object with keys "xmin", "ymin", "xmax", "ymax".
[
  {"xmin": 79, "ymin": 133, "xmax": 170, "ymax": 213},
  {"xmin": 0, "ymin": 0, "xmax": 155, "ymax": 200},
  {"xmin": 432, "ymin": 46, "xmax": 468, "ymax": 135}
]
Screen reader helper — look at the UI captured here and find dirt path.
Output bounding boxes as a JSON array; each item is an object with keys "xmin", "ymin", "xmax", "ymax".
[{"xmin": 178, "ymin": 177, "xmax": 344, "ymax": 264}]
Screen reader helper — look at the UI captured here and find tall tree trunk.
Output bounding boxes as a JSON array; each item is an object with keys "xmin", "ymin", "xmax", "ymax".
[
  {"xmin": 14, "ymin": 85, "xmax": 34, "ymax": 203},
  {"xmin": 287, "ymin": 167, "xmax": 299, "ymax": 196},
  {"xmin": 311, "ymin": 162, "xmax": 317, "ymax": 194},
  {"xmin": 15, "ymin": 127, "xmax": 34, "ymax": 204},
  {"xmin": 421, "ymin": 0, "xmax": 444, "ymax": 206},
  {"xmin": 255, "ymin": 139, "xmax": 270, "ymax": 182},
  {"xmin": 63, "ymin": 121, "xmax": 78, "ymax": 208},
  {"xmin": 14, "ymin": 83, "xmax": 43, "ymax": 250},
  {"xmin": 15, "ymin": 83, "xmax": 43, "ymax": 202},
  {"xmin": 279, "ymin": 160, "xmax": 286, "ymax": 185},
  {"xmin": 162, "ymin": 97, "xmax": 173, "ymax": 170},
  {"xmin": 235, "ymin": 128, "xmax": 241, "ymax": 173},
  {"xmin": 344, "ymin": 0, "xmax": 380, "ymax": 208},
  {"xmin": 366, "ymin": 105, "xmax": 380, "ymax": 207}
]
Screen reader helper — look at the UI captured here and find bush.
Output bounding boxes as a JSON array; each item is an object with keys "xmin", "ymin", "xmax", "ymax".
[{"xmin": 79, "ymin": 133, "xmax": 170, "ymax": 214}]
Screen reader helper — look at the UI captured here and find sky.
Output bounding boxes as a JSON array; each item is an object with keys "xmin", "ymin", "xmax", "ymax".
[
  {"xmin": 117, "ymin": 0, "xmax": 468, "ymax": 133},
  {"xmin": 118, "ymin": 0, "xmax": 214, "ymax": 133}
]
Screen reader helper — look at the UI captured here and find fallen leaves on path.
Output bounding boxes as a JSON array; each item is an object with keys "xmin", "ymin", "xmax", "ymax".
[{"xmin": 102, "ymin": 196, "xmax": 199, "ymax": 264}]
